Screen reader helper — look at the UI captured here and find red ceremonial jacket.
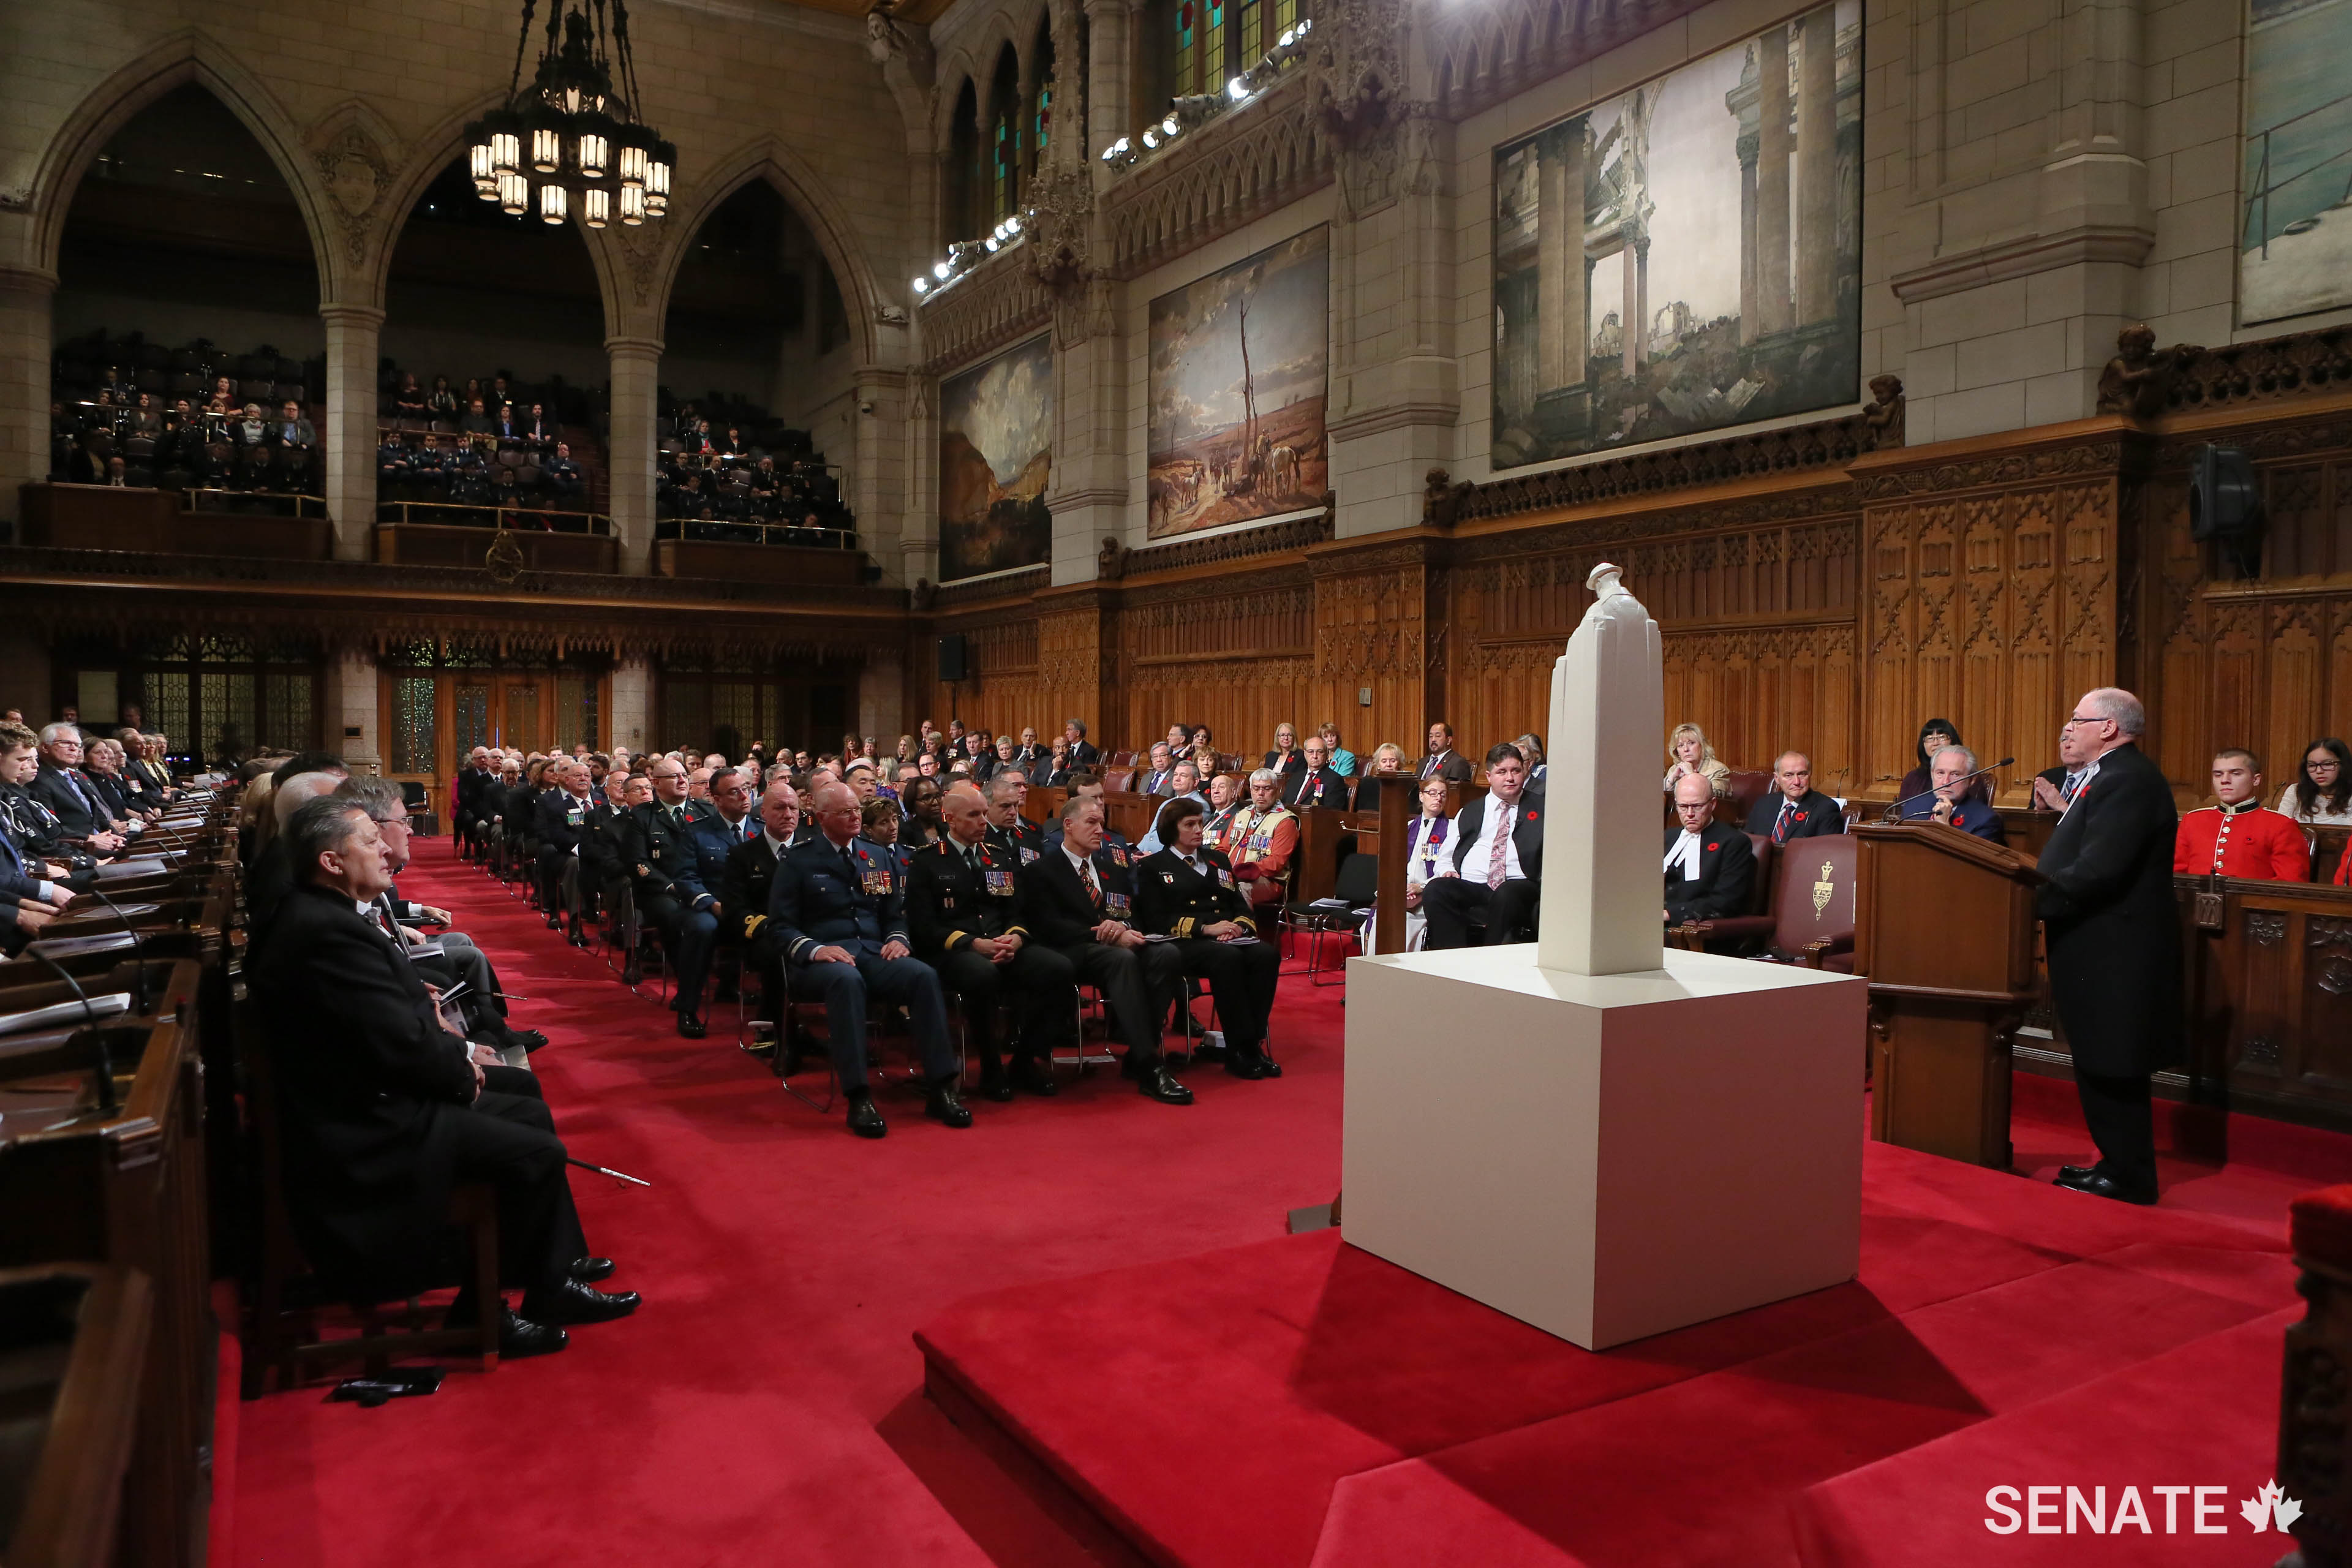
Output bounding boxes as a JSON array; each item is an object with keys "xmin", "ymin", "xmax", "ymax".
[{"xmin": 2173, "ymin": 802, "xmax": 2310, "ymax": 881}]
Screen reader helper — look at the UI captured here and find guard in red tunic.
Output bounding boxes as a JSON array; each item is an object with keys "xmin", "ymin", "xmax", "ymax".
[{"xmin": 2174, "ymin": 749, "xmax": 2310, "ymax": 881}]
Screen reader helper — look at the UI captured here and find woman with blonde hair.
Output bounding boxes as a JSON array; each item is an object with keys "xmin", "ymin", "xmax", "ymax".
[{"xmin": 1664, "ymin": 723, "xmax": 1731, "ymax": 797}]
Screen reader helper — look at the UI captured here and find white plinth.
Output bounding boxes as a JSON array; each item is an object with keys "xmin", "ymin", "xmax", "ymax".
[{"xmin": 1341, "ymin": 945, "xmax": 1866, "ymax": 1350}]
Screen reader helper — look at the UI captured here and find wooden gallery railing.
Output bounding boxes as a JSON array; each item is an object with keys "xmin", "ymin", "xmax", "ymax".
[{"xmin": 0, "ymin": 788, "xmax": 240, "ymax": 1568}]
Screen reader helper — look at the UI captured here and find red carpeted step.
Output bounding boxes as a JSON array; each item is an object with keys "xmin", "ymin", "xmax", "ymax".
[{"xmin": 1792, "ymin": 1306, "xmax": 2300, "ymax": 1565}]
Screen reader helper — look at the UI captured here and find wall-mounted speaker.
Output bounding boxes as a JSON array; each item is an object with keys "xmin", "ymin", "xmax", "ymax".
[
  {"xmin": 937, "ymin": 633, "xmax": 971, "ymax": 684},
  {"xmin": 2190, "ymin": 444, "xmax": 2265, "ymax": 578}
]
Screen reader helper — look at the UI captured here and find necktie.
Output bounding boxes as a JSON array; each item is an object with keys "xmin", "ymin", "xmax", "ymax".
[
  {"xmin": 1081, "ymin": 858, "xmax": 1101, "ymax": 905},
  {"xmin": 70, "ymin": 770, "xmax": 104, "ymax": 820},
  {"xmin": 967, "ymin": 845, "xmax": 984, "ymax": 876},
  {"xmin": 1485, "ymin": 810, "xmax": 1510, "ymax": 889},
  {"xmin": 1774, "ymin": 800, "xmax": 1795, "ymax": 845},
  {"xmin": 2062, "ymin": 771, "xmax": 2085, "ymax": 803}
]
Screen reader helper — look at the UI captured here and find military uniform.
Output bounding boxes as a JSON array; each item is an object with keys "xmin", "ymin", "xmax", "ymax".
[
  {"xmin": 767, "ymin": 832, "xmax": 958, "ymax": 1095},
  {"xmin": 1134, "ymin": 844, "xmax": 1282, "ymax": 1077},
  {"xmin": 905, "ymin": 834, "xmax": 1075, "ymax": 1090},
  {"xmin": 622, "ymin": 799, "xmax": 719, "ymax": 1024},
  {"xmin": 986, "ymin": 814, "xmax": 1046, "ymax": 866}
]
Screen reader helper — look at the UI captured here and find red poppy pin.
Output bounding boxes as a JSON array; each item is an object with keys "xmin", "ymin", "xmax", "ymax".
[
  {"xmin": 1705, "ymin": 840, "xmax": 1720, "ymax": 851},
  {"xmin": 1526, "ymin": 810, "xmax": 1537, "ymax": 821}
]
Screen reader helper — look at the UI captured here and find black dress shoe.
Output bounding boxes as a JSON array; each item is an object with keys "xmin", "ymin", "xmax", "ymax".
[
  {"xmin": 1224, "ymin": 1047, "xmax": 1281, "ymax": 1079},
  {"xmin": 522, "ymin": 1276, "xmax": 643, "ymax": 1325},
  {"xmin": 2057, "ymin": 1164, "xmax": 2097, "ymax": 1182},
  {"xmin": 926, "ymin": 1079, "xmax": 974, "ymax": 1128},
  {"xmin": 570, "ymin": 1256, "xmax": 616, "ymax": 1283},
  {"xmin": 2054, "ymin": 1167, "xmax": 2155, "ymax": 1205},
  {"xmin": 675, "ymin": 1012, "xmax": 707, "ymax": 1039},
  {"xmin": 978, "ymin": 1070, "xmax": 1015, "ymax": 1103},
  {"xmin": 1010, "ymin": 1057, "xmax": 1058, "ymax": 1096},
  {"xmin": 1136, "ymin": 1064, "xmax": 1194, "ymax": 1105},
  {"xmin": 846, "ymin": 1092, "xmax": 886, "ymax": 1139},
  {"xmin": 489, "ymin": 1306, "xmax": 568, "ymax": 1359},
  {"xmin": 504, "ymin": 1028, "xmax": 548, "ymax": 1055}
]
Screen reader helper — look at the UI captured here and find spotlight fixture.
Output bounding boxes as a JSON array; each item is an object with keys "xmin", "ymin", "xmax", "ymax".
[{"xmin": 464, "ymin": 1, "xmax": 671, "ymax": 227}]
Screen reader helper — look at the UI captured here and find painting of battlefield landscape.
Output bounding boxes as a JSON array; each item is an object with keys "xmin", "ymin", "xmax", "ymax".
[
  {"xmin": 1147, "ymin": 228, "xmax": 1329, "ymax": 538},
  {"xmin": 2239, "ymin": 0, "xmax": 2352, "ymax": 325},
  {"xmin": 938, "ymin": 333, "xmax": 1054, "ymax": 582},
  {"xmin": 1491, "ymin": 1, "xmax": 1861, "ymax": 468}
]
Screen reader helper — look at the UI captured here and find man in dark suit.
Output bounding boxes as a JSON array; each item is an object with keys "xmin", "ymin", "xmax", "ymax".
[
  {"xmin": 1419, "ymin": 721, "xmax": 1474, "ymax": 785},
  {"xmin": 1664, "ymin": 773, "xmax": 1756, "ymax": 927},
  {"xmin": 906, "ymin": 783, "xmax": 1073, "ymax": 1101},
  {"xmin": 2037, "ymin": 688, "xmax": 2181, "ymax": 1205},
  {"xmin": 1896, "ymin": 745, "xmax": 2005, "ymax": 842},
  {"xmin": 1061, "ymin": 719, "xmax": 1101, "ymax": 771},
  {"xmin": 1745, "ymin": 752, "xmax": 1845, "ymax": 844},
  {"xmin": 1423, "ymin": 744, "xmax": 1544, "ymax": 949},
  {"xmin": 621, "ymin": 756, "xmax": 720, "ymax": 1038},
  {"xmin": 769, "ymin": 778, "xmax": 970, "ymax": 1138},
  {"xmin": 252, "ymin": 797, "xmax": 637, "ymax": 1356},
  {"xmin": 533, "ymin": 759, "xmax": 597, "ymax": 930},
  {"xmin": 1019, "ymin": 794, "xmax": 1191, "ymax": 1104},
  {"xmin": 1282, "ymin": 737, "xmax": 1351, "ymax": 811},
  {"xmin": 31, "ymin": 723, "xmax": 126, "ymax": 853},
  {"xmin": 453, "ymin": 747, "xmax": 494, "ymax": 858},
  {"xmin": 1136, "ymin": 797, "xmax": 1281, "ymax": 1079}
]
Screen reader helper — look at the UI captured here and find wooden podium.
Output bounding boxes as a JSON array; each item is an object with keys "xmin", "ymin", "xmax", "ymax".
[{"xmin": 1851, "ymin": 823, "xmax": 2043, "ymax": 1167}]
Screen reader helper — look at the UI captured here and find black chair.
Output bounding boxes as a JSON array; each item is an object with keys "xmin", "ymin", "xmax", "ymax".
[{"xmin": 399, "ymin": 779, "xmax": 439, "ymax": 836}]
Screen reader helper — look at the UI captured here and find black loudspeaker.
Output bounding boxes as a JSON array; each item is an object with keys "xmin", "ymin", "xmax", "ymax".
[
  {"xmin": 937, "ymin": 633, "xmax": 971, "ymax": 684},
  {"xmin": 2190, "ymin": 444, "xmax": 2265, "ymax": 577}
]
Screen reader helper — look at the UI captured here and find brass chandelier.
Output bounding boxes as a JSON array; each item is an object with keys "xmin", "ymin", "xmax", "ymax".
[{"xmin": 464, "ymin": 0, "xmax": 674, "ymax": 228}]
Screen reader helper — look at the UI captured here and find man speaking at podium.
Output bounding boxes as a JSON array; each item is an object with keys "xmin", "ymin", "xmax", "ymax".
[{"xmin": 2035, "ymin": 688, "xmax": 2180, "ymax": 1206}]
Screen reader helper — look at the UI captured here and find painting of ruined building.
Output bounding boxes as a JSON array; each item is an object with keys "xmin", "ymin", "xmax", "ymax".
[
  {"xmin": 938, "ymin": 333, "xmax": 1054, "ymax": 582},
  {"xmin": 1490, "ymin": 1, "xmax": 1862, "ymax": 467},
  {"xmin": 1147, "ymin": 227, "xmax": 1330, "ymax": 538},
  {"xmin": 2239, "ymin": 0, "xmax": 2352, "ymax": 325}
]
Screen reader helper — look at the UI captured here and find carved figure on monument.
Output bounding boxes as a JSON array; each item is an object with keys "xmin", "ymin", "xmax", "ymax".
[
  {"xmin": 1098, "ymin": 535, "xmax": 1127, "ymax": 581},
  {"xmin": 2095, "ymin": 325, "xmax": 2203, "ymax": 421}
]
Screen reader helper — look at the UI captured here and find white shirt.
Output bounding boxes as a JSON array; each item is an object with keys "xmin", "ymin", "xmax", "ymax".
[
  {"xmin": 1061, "ymin": 843, "xmax": 1097, "ymax": 879},
  {"xmin": 1664, "ymin": 829, "xmax": 1704, "ymax": 881},
  {"xmin": 1455, "ymin": 796, "xmax": 1526, "ymax": 882},
  {"xmin": 2278, "ymin": 784, "xmax": 2352, "ymax": 826},
  {"xmin": 763, "ymin": 827, "xmax": 793, "ymax": 857}
]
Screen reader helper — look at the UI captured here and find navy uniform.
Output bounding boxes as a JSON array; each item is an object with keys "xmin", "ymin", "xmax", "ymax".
[
  {"xmin": 723, "ymin": 831, "xmax": 785, "ymax": 971},
  {"xmin": 621, "ymin": 798, "xmax": 719, "ymax": 1034},
  {"xmin": 1019, "ymin": 838, "xmax": 1191, "ymax": 1102},
  {"xmin": 1134, "ymin": 842, "xmax": 1282, "ymax": 1079},
  {"xmin": 905, "ymin": 834, "xmax": 1074, "ymax": 1097},
  {"xmin": 767, "ymin": 831, "xmax": 966, "ymax": 1135}
]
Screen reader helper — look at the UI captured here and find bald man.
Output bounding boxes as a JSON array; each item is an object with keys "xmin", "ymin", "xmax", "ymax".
[{"xmin": 768, "ymin": 778, "xmax": 968, "ymax": 1139}]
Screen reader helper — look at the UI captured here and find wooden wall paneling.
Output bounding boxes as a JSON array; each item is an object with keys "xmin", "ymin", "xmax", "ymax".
[
  {"xmin": 1119, "ymin": 576, "xmax": 1314, "ymax": 757},
  {"xmin": 1308, "ymin": 539, "xmax": 1440, "ymax": 764}
]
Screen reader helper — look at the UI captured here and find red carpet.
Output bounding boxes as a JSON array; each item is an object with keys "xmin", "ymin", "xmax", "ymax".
[{"xmin": 229, "ymin": 834, "xmax": 2346, "ymax": 1566}]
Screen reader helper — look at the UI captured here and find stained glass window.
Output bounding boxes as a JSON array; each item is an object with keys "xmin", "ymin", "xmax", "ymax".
[
  {"xmin": 554, "ymin": 673, "xmax": 600, "ymax": 753},
  {"xmin": 262, "ymin": 672, "xmax": 314, "ymax": 752},
  {"xmin": 455, "ymin": 684, "xmax": 491, "ymax": 753},
  {"xmin": 1033, "ymin": 81, "xmax": 1051, "ymax": 164},
  {"xmin": 1205, "ymin": 0, "xmax": 1225, "ymax": 87},
  {"xmin": 1273, "ymin": 0, "xmax": 1296, "ymax": 42},
  {"xmin": 1177, "ymin": 0, "xmax": 1198, "ymax": 96},
  {"xmin": 200, "ymin": 671, "xmax": 255, "ymax": 762},
  {"xmin": 992, "ymin": 113, "xmax": 1013, "ymax": 222},
  {"xmin": 393, "ymin": 677, "xmax": 437, "ymax": 774},
  {"xmin": 148, "ymin": 672, "xmax": 189, "ymax": 752}
]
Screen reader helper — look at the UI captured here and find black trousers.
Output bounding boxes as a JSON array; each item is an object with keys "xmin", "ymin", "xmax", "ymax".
[
  {"xmin": 788, "ymin": 949, "xmax": 957, "ymax": 1091},
  {"xmin": 640, "ymin": 892, "xmax": 717, "ymax": 1014},
  {"xmin": 1057, "ymin": 940, "xmax": 1183, "ymax": 1066},
  {"xmin": 537, "ymin": 849, "xmax": 570, "ymax": 916},
  {"xmin": 1422, "ymin": 876, "xmax": 1540, "ymax": 950},
  {"xmin": 452, "ymin": 1090, "xmax": 586, "ymax": 1295},
  {"xmin": 931, "ymin": 941, "xmax": 1076, "ymax": 1074},
  {"xmin": 1167, "ymin": 937, "xmax": 1280, "ymax": 1050},
  {"xmin": 2075, "ymin": 1071, "xmax": 2158, "ymax": 1197}
]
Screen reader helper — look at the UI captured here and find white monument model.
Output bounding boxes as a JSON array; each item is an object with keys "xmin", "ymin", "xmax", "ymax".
[{"xmin": 1341, "ymin": 563, "xmax": 1865, "ymax": 1351}]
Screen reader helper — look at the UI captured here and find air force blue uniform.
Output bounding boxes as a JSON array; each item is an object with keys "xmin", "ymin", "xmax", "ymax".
[{"xmin": 767, "ymin": 832, "xmax": 957, "ymax": 1091}]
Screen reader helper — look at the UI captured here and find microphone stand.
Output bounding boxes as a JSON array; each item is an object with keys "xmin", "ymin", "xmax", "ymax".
[
  {"xmin": 24, "ymin": 947, "xmax": 114, "ymax": 1112},
  {"xmin": 1881, "ymin": 758, "xmax": 2017, "ymax": 824},
  {"xmin": 81, "ymin": 885, "xmax": 149, "ymax": 1018}
]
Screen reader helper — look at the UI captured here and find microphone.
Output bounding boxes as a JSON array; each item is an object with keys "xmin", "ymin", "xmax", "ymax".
[
  {"xmin": 1883, "ymin": 758, "xmax": 2016, "ymax": 823},
  {"xmin": 81, "ymin": 885, "xmax": 149, "ymax": 1018},
  {"xmin": 23, "ymin": 946, "xmax": 115, "ymax": 1112}
]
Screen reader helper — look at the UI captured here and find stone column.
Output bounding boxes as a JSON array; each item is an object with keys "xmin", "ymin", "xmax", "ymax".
[
  {"xmin": 605, "ymin": 335, "xmax": 663, "ymax": 576},
  {"xmin": 610, "ymin": 654, "xmax": 652, "ymax": 752},
  {"xmin": 1536, "ymin": 119, "xmax": 1588, "ymax": 401},
  {"xmin": 320, "ymin": 303, "xmax": 384, "ymax": 562},
  {"xmin": 1737, "ymin": 137, "xmax": 1760, "ymax": 345},
  {"xmin": 1755, "ymin": 26, "xmax": 1793, "ymax": 339},
  {"xmin": 0, "ymin": 265, "xmax": 58, "ymax": 537},
  {"xmin": 1622, "ymin": 235, "xmax": 1649, "ymax": 375},
  {"xmin": 1795, "ymin": 8, "xmax": 1839, "ymax": 328},
  {"xmin": 1084, "ymin": 0, "xmax": 1131, "ymax": 167},
  {"xmin": 337, "ymin": 647, "xmax": 381, "ymax": 773}
]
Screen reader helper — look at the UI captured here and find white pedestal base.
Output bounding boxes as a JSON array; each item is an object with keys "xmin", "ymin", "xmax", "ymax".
[{"xmin": 1341, "ymin": 944, "xmax": 1867, "ymax": 1350}]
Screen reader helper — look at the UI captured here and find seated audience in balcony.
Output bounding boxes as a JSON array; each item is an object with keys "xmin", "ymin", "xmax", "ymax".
[
  {"xmin": 129, "ymin": 391, "xmax": 162, "ymax": 437},
  {"xmin": 390, "ymin": 374, "xmax": 428, "ymax": 418},
  {"xmin": 524, "ymin": 402, "xmax": 557, "ymax": 446},
  {"xmin": 426, "ymin": 376, "xmax": 459, "ymax": 418},
  {"xmin": 545, "ymin": 443, "xmax": 583, "ymax": 500},
  {"xmin": 461, "ymin": 398, "xmax": 494, "ymax": 435},
  {"xmin": 1663, "ymin": 722, "xmax": 1729, "ymax": 797},
  {"xmin": 1746, "ymin": 752, "xmax": 1845, "ymax": 843},
  {"xmin": 2278, "ymin": 737, "xmax": 2352, "ymax": 826},
  {"xmin": 2177, "ymin": 748, "xmax": 2310, "ymax": 880},
  {"xmin": 1896, "ymin": 745, "xmax": 2004, "ymax": 841}
]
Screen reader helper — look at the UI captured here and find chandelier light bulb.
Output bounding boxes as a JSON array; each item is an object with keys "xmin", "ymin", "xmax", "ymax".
[
  {"xmin": 497, "ymin": 170, "xmax": 529, "ymax": 216},
  {"xmin": 530, "ymin": 124, "xmax": 562, "ymax": 175},
  {"xmin": 582, "ymin": 186, "xmax": 611, "ymax": 227},
  {"xmin": 491, "ymin": 128, "xmax": 521, "ymax": 178},
  {"xmin": 578, "ymin": 130, "xmax": 609, "ymax": 180},
  {"xmin": 619, "ymin": 182, "xmax": 646, "ymax": 225},
  {"xmin": 540, "ymin": 183, "xmax": 568, "ymax": 224}
]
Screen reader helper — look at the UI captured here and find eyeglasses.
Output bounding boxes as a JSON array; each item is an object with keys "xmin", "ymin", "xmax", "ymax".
[{"xmin": 2062, "ymin": 714, "xmax": 2107, "ymax": 727}]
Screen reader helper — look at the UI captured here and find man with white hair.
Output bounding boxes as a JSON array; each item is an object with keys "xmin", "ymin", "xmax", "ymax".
[
  {"xmin": 31, "ymin": 722, "xmax": 126, "ymax": 851},
  {"xmin": 1224, "ymin": 769, "xmax": 1300, "ymax": 910},
  {"xmin": 2036, "ymin": 687, "xmax": 2180, "ymax": 1206},
  {"xmin": 455, "ymin": 745, "xmax": 497, "ymax": 859},
  {"xmin": 1896, "ymin": 745, "xmax": 2003, "ymax": 841},
  {"xmin": 247, "ymin": 771, "xmax": 349, "ymax": 956}
]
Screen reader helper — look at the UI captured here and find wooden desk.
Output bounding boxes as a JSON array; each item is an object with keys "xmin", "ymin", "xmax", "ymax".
[
  {"xmin": 2171, "ymin": 875, "xmax": 2352, "ymax": 1133},
  {"xmin": 0, "ymin": 1265, "xmax": 153, "ymax": 1568}
]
